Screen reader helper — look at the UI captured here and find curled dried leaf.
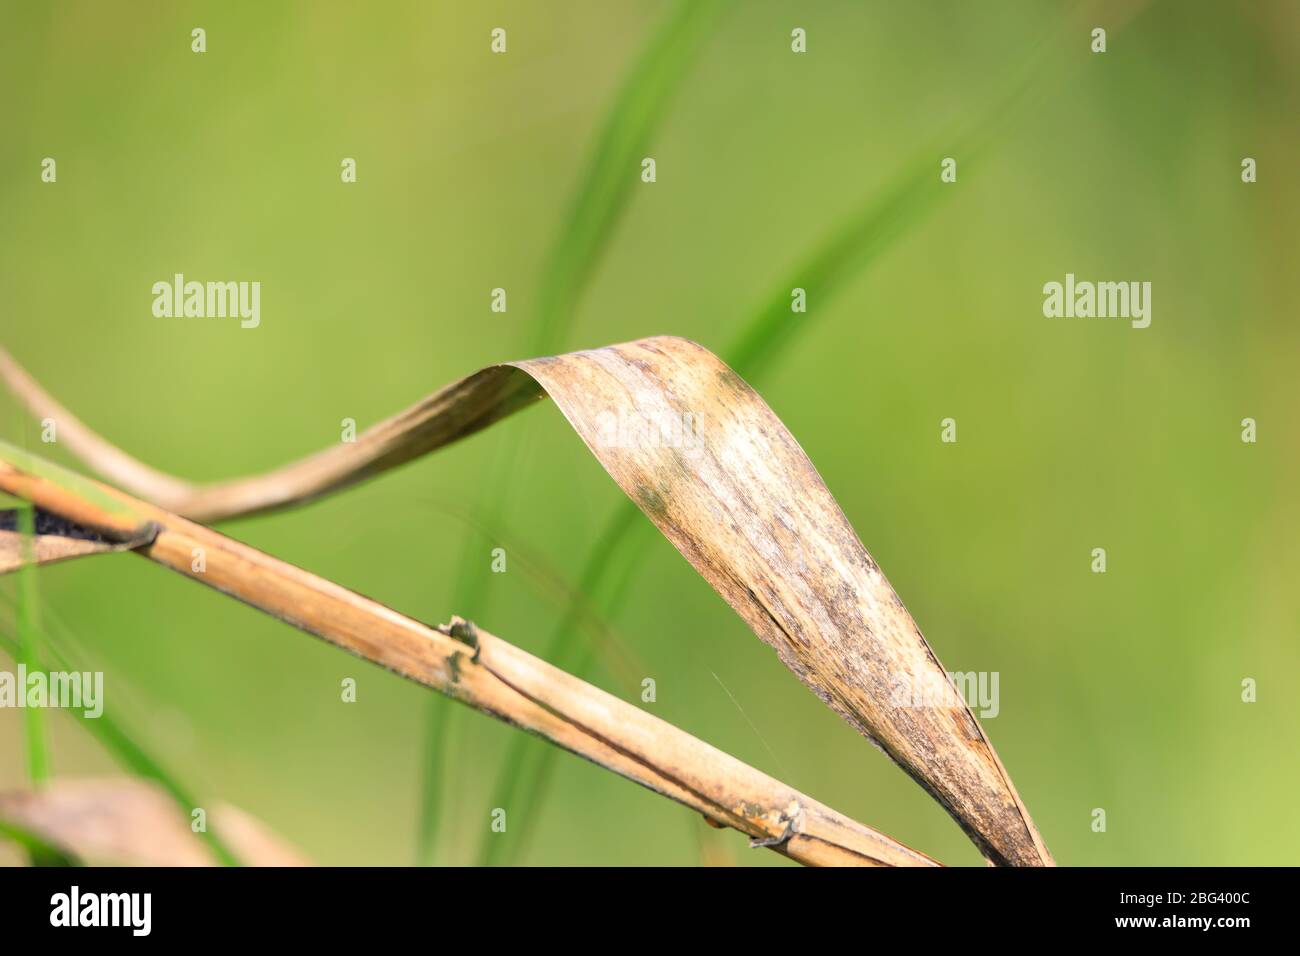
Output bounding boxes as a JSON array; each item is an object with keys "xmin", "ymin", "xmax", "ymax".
[{"xmin": 515, "ymin": 339, "xmax": 1052, "ymax": 866}]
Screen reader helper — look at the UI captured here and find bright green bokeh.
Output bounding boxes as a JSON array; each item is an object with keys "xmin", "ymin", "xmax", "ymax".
[{"xmin": 1, "ymin": 1, "xmax": 1296, "ymax": 866}]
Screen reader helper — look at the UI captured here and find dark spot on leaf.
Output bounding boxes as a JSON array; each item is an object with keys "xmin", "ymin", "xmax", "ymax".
[{"xmin": 636, "ymin": 485, "xmax": 667, "ymax": 518}]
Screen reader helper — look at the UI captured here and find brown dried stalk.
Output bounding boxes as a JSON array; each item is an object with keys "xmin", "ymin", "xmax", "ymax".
[
  {"xmin": 0, "ymin": 445, "xmax": 935, "ymax": 867},
  {"xmin": 0, "ymin": 778, "xmax": 309, "ymax": 866},
  {"xmin": 0, "ymin": 337, "xmax": 1051, "ymax": 865}
]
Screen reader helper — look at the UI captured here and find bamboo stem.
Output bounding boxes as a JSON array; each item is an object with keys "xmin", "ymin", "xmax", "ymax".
[{"xmin": 0, "ymin": 444, "xmax": 938, "ymax": 867}]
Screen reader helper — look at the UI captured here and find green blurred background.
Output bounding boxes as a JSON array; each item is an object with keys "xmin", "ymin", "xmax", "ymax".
[{"xmin": 1, "ymin": 0, "xmax": 1296, "ymax": 866}]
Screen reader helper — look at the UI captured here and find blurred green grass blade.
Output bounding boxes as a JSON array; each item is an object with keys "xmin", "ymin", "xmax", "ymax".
[
  {"xmin": 530, "ymin": 0, "xmax": 729, "ymax": 354},
  {"xmin": 15, "ymin": 501, "xmax": 50, "ymax": 785},
  {"xmin": 418, "ymin": 0, "xmax": 728, "ymax": 866},
  {"xmin": 0, "ymin": 819, "xmax": 81, "ymax": 867},
  {"xmin": 726, "ymin": 0, "xmax": 1068, "ymax": 379},
  {"xmin": 723, "ymin": 155, "xmax": 943, "ymax": 380},
  {"xmin": 479, "ymin": 507, "xmax": 648, "ymax": 866},
  {"xmin": 416, "ymin": 432, "xmax": 523, "ymax": 863},
  {"xmin": 0, "ymin": 611, "xmax": 242, "ymax": 867},
  {"xmin": 422, "ymin": 494, "xmax": 648, "ymax": 866}
]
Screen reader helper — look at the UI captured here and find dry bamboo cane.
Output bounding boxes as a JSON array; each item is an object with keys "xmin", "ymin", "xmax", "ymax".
[{"xmin": 0, "ymin": 444, "xmax": 938, "ymax": 867}]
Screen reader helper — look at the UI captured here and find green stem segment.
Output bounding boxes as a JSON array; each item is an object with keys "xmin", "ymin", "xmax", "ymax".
[
  {"xmin": 0, "ymin": 602, "xmax": 242, "ymax": 867},
  {"xmin": 15, "ymin": 501, "xmax": 50, "ymax": 785}
]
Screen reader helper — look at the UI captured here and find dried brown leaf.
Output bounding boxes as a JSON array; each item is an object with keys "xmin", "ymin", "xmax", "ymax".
[{"xmin": 0, "ymin": 777, "xmax": 309, "ymax": 866}]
